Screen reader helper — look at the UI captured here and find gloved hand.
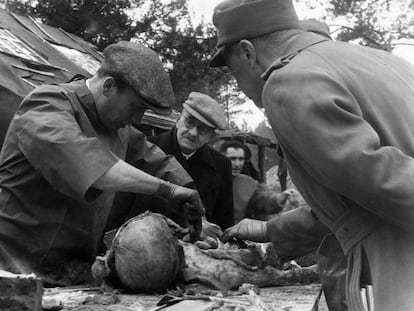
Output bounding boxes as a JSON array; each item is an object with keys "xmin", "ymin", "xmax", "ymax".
[
  {"xmin": 183, "ymin": 201, "xmax": 203, "ymax": 242},
  {"xmin": 221, "ymin": 218, "xmax": 269, "ymax": 243},
  {"xmin": 156, "ymin": 180, "xmax": 205, "ymax": 241},
  {"xmin": 156, "ymin": 180, "xmax": 202, "ymax": 209},
  {"xmin": 201, "ymin": 218, "xmax": 223, "ymax": 239}
]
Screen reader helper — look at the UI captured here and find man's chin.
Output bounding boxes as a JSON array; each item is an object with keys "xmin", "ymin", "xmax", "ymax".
[
  {"xmin": 253, "ymin": 99, "xmax": 264, "ymax": 108},
  {"xmin": 179, "ymin": 141, "xmax": 197, "ymax": 154}
]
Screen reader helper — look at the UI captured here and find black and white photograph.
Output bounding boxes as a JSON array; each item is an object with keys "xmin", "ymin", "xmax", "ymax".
[{"xmin": 0, "ymin": 0, "xmax": 413, "ymax": 310}]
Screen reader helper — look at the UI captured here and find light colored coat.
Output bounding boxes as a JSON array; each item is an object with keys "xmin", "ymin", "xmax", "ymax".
[{"xmin": 263, "ymin": 32, "xmax": 414, "ymax": 310}]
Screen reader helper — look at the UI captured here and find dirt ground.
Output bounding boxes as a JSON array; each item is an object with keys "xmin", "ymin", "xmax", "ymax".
[
  {"xmin": 43, "ymin": 283, "xmax": 329, "ymax": 310},
  {"xmin": 259, "ymin": 284, "xmax": 328, "ymax": 311}
]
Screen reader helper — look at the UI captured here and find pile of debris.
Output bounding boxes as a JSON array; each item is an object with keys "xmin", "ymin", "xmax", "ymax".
[{"xmin": 0, "ymin": 212, "xmax": 321, "ymax": 311}]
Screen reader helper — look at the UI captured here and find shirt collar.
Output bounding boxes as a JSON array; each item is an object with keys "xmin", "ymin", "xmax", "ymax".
[
  {"xmin": 261, "ymin": 32, "xmax": 329, "ymax": 81},
  {"xmin": 181, "ymin": 150, "xmax": 196, "ymax": 160},
  {"xmin": 171, "ymin": 127, "xmax": 216, "ymax": 169}
]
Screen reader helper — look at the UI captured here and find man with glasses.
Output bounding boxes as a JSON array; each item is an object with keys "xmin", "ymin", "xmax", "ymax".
[
  {"xmin": 151, "ymin": 92, "xmax": 234, "ymax": 234},
  {"xmin": 0, "ymin": 41, "xmax": 204, "ymax": 285}
]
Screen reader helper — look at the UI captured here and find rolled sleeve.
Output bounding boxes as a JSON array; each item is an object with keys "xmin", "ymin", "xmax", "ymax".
[
  {"xmin": 266, "ymin": 206, "xmax": 330, "ymax": 261},
  {"xmin": 15, "ymin": 89, "xmax": 119, "ymax": 202},
  {"xmin": 127, "ymin": 128, "xmax": 193, "ymax": 186}
]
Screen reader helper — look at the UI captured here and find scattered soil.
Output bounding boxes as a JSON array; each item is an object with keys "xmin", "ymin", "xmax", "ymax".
[{"xmin": 44, "ymin": 283, "xmax": 329, "ymax": 310}]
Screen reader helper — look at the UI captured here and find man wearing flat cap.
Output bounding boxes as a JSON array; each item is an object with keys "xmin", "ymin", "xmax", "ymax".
[
  {"xmin": 210, "ymin": 0, "xmax": 414, "ymax": 310},
  {"xmin": 150, "ymin": 92, "xmax": 234, "ymax": 234},
  {"xmin": 0, "ymin": 41, "xmax": 204, "ymax": 285}
]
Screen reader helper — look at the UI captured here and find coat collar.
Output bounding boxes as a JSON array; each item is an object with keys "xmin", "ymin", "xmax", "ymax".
[
  {"xmin": 261, "ymin": 32, "xmax": 329, "ymax": 81},
  {"xmin": 63, "ymin": 79, "xmax": 94, "ymax": 105},
  {"xmin": 62, "ymin": 79, "xmax": 107, "ymax": 133},
  {"xmin": 191, "ymin": 144, "xmax": 216, "ymax": 170},
  {"xmin": 59, "ymin": 80, "xmax": 130, "ymax": 152}
]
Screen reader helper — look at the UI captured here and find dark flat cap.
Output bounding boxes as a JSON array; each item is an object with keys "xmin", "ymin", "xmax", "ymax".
[
  {"xmin": 183, "ymin": 92, "xmax": 226, "ymax": 130},
  {"xmin": 210, "ymin": 0, "xmax": 301, "ymax": 67},
  {"xmin": 102, "ymin": 41, "xmax": 174, "ymax": 115}
]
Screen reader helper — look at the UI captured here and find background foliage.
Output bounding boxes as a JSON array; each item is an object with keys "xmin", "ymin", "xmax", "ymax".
[
  {"xmin": 327, "ymin": 0, "xmax": 414, "ymax": 50},
  {"xmin": 4, "ymin": 0, "xmax": 414, "ymax": 124}
]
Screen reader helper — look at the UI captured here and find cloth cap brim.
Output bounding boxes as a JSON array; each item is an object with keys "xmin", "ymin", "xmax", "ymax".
[
  {"xmin": 183, "ymin": 103, "xmax": 217, "ymax": 129},
  {"xmin": 210, "ymin": 46, "xmax": 226, "ymax": 68},
  {"xmin": 137, "ymin": 91, "xmax": 172, "ymax": 115}
]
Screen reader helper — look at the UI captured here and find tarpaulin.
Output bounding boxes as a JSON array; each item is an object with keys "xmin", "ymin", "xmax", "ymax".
[{"xmin": 0, "ymin": 9, "xmax": 104, "ymax": 146}]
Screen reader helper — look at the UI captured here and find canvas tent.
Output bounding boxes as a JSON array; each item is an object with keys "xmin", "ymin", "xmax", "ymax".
[
  {"xmin": 0, "ymin": 8, "xmax": 180, "ymax": 147},
  {"xmin": 0, "ymin": 8, "xmax": 105, "ymax": 147}
]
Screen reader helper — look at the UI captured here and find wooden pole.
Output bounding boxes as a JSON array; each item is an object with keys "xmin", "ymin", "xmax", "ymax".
[{"xmin": 258, "ymin": 146, "xmax": 266, "ymax": 183}]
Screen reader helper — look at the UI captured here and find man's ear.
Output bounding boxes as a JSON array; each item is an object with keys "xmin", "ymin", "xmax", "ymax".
[
  {"xmin": 102, "ymin": 76, "xmax": 116, "ymax": 96},
  {"xmin": 239, "ymin": 39, "xmax": 257, "ymax": 67}
]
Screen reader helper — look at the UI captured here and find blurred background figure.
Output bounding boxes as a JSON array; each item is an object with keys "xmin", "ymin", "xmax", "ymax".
[
  {"xmin": 220, "ymin": 140, "xmax": 258, "ymax": 223},
  {"xmin": 220, "ymin": 140, "xmax": 300, "ymax": 223},
  {"xmin": 239, "ymin": 142, "xmax": 261, "ymax": 181}
]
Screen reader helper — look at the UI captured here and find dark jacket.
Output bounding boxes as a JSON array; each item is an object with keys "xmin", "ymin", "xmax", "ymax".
[{"xmin": 150, "ymin": 128, "xmax": 234, "ymax": 230}]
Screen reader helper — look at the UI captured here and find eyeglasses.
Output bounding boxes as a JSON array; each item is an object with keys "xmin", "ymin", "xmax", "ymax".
[{"xmin": 181, "ymin": 115, "xmax": 214, "ymax": 136}]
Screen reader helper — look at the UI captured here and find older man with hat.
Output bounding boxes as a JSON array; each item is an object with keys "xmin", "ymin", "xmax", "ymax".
[
  {"xmin": 150, "ymin": 92, "xmax": 234, "ymax": 233},
  {"xmin": 0, "ymin": 41, "xmax": 204, "ymax": 285},
  {"xmin": 210, "ymin": 0, "xmax": 414, "ymax": 310}
]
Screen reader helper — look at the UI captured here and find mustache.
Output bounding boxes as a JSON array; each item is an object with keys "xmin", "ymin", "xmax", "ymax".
[{"xmin": 183, "ymin": 134, "xmax": 198, "ymax": 143}]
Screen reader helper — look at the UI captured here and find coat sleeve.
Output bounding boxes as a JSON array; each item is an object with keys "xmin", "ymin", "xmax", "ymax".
[
  {"xmin": 14, "ymin": 87, "xmax": 119, "ymax": 202},
  {"xmin": 126, "ymin": 128, "xmax": 193, "ymax": 186},
  {"xmin": 264, "ymin": 65, "xmax": 414, "ymax": 232},
  {"xmin": 212, "ymin": 157, "xmax": 234, "ymax": 230},
  {"xmin": 266, "ymin": 206, "xmax": 330, "ymax": 261}
]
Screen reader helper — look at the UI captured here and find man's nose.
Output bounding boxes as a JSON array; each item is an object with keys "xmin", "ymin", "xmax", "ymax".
[
  {"xmin": 188, "ymin": 126, "xmax": 199, "ymax": 136},
  {"xmin": 234, "ymin": 160, "xmax": 243, "ymax": 167}
]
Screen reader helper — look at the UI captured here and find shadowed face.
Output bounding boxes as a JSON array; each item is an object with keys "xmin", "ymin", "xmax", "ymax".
[
  {"xmin": 224, "ymin": 147, "xmax": 245, "ymax": 175},
  {"xmin": 224, "ymin": 42, "xmax": 265, "ymax": 108},
  {"xmin": 176, "ymin": 110, "xmax": 215, "ymax": 154},
  {"xmin": 95, "ymin": 77, "xmax": 147, "ymax": 133}
]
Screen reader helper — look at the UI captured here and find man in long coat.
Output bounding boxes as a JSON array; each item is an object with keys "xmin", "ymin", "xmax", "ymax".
[
  {"xmin": 211, "ymin": 0, "xmax": 414, "ymax": 310},
  {"xmin": 0, "ymin": 41, "xmax": 203, "ymax": 284}
]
